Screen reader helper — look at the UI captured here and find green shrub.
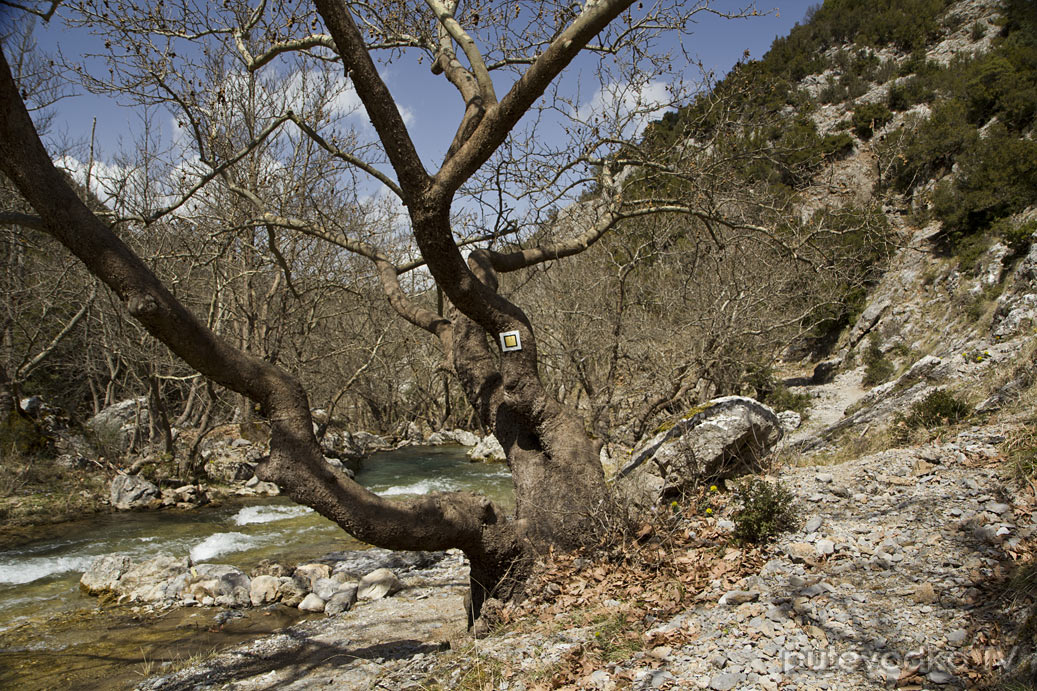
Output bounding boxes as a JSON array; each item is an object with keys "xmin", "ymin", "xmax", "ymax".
[
  {"xmin": 763, "ymin": 385, "xmax": 813, "ymax": 416},
  {"xmin": 995, "ymin": 218, "xmax": 1037, "ymax": 262},
  {"xmin": 900, "ymin": 389, "xmax": 971, "ymax": 429},
  {"xmin": 861, "ymin": 334, "xmax": 895, "ymax": 387},
  {"xmin": 731, "ymin": 477, "xmax": 799, "ymax": 545},
  {"xmin": 852, "ymin": 102, "xmax": 893, "ymax": 139}
]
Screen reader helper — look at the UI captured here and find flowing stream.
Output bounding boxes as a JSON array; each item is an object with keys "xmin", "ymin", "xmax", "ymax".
[{"xmin": 0, "ymin": 445, "xmax": 512, "ymax": 690}]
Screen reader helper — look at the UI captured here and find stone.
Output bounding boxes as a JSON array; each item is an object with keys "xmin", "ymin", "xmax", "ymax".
[
  {"xmin": 947, "ymin": 629, "xmax": 969, "ymax": 646},
  {"xmin": 109, "ymin": 474, "xmax": 161, "ymax": 510},
  {"xmin": 276, "ymin": 577, "xmax": 307, "ymax": 607},
  {"xmin": 617, "ymin": 396, "xmax": 782, "ymax": 507},
  {"xmin": 709, "ymin": 671, "xmax": 743, "ymax": 691},
  {"xmin": 357, "ymin": 568, "xmax": 403, "ymax": 600},
  {"xmin": 804, "ymin": 517, "xmax": 822, "ymax": 533},
  {"xmin": 294, "ymin": 563, "xmax": 331, "ymax": 590},
  {"xmin": 80, "ymin": 555, "xmax": 133, "ymax": 594},
  {"xmin": 912, "ymin": 583, "xmax": 937, "ymax": 604},
  {"xmin": 816, "ymin": 539, "xmax": 835, "ymax": 556},
  {"xmin": 298, "ymin": 593, "xmax": 326, "ymax": 613},
  {"xmin": 325, "ymin": 586, "xmax": 358, "ymax": 615},
  {"xmin": 312, "ymin": 577, "xmax": 341, "ymax": 602},
  {"xmin": 786, "ymin": 543, "xmax": 816, "ymax": 563},
  {"xmin": 81, "ymin": 554, "xmax": 189, "ymax": 603},
  {"xmin": 184, "ymin": 564, "xmax": 252, "ymax": 608},
  {"xmin": 86, "ymin": 397, "xmax": 149, "ymax": 450},
  {"xmin": 467, "ymin": 434, "xmax": 506, "ymax": 462},
  {"xmin": 249, "ymin": 574, "xmax": 280, "ymax": 606},
  {"xmin": 777, "ymin": 410, "xmax": 802, "ymax": 432},
  {"xmin": 719, "ymin": 590, "xmax": 759, "ymax": 606}
]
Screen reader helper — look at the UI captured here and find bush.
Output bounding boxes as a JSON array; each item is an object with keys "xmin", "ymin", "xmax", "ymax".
[
  {"xmin": 852, "ymin": 102, "xmax": 893, "ymax": 139},
  {"xmin": 731, "ymin": 477, "xmax": 799, "ymax": 545},
  {"xmin": 900, "ymin": 389, "xmax": 971, "ymax": 429},
  {"xmin": 862, "ymin": 335, "xmax": 895, "ymax": 386}
]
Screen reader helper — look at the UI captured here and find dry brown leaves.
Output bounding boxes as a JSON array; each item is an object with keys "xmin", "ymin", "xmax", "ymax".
[{"xmin": 491, "ymin": 515, "xmax": 765, "ymax": 688}]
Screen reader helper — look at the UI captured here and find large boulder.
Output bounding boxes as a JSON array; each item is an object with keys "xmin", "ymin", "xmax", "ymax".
[
  {"xmin": 467, "ymin": 434, "xmax": 505, "ymax": 462},
  {"xmin": 110, "ymin": 474, "xmax": 161, "ymax": 510},
  {"xmin": 80, "ymin": 554, "xmax": 188, "ymax": 603},
  {"xmin": 86, "ymin": 397, "xmax": 149, "ymax": 451},
  {"xmin": 617, "ymin": 396, "xmax": 782, "ymax": 507}
]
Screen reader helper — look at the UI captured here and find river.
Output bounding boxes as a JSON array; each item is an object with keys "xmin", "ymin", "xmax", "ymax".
[{"xmin": 0, "ymin": 445, "xmax": 512, "ymax": 690}]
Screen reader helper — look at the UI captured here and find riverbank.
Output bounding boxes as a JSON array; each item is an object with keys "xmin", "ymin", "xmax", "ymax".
[{"xmin": 134, "ymin": 420, "xmax": 1035, "ymax": 691}]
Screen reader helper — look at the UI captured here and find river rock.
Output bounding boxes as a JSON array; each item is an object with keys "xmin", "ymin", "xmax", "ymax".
[
  {"xmin": 325, "ymin": 585, "xmax": 358, "ymax": 615},
  {"xmin": 294, "ymin": 563, "xmax": 332, "ymax": 590},
  {"xmin": 298, "ymin": 592, "xmax": 326, "ymax": 613},
  {"xmin": 184, "ymin": 564, "xmax": 251, "ymax": 608},
  {"xmin": 249, "ymin": 574, "xmax": 280, "ymax": 606},
  {"xmin": 427, "ymin": 429, "xmax": 480, "ymax": 447},
  {"xmin": 276, "ymin": 577, "xmax": 307, "ymax": 607},
  {"xmin": 327, "ymin": 549, "xmax": 447, "ymax": 578},
  {"xmin": 110, "ymin": 474, "xmax": 161, "ymax": 510},
  {"xmin": 312, "ymin": 577, "xmax": 341, "ymax": 602},
  {"xmin": 80, "ymin": 554, "xmax": 189, "ymax": 603},
  {"xmin": 357, "ymin": 568, "xmax": 402, "ymax": 600},
  {"xmin": 467, "ymin": 434, "xmax": 505, "ymax": 462},
  {"xmin": 617, "ymin": 396, "xmax": 782, "ymax": 507},
  {"xmin": 80, "ymin": 554, "xmax": 133, "ymax": 594}
]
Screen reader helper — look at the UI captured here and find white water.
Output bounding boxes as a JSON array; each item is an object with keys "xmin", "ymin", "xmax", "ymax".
[
  {"xmin": 232, "ymin": 504, "xmax": 313, "ymax": 526},
  {"xmin": 379, "ymin": 477, "xmax": 462, "ymax": 496},
  {"xmin": 189, "ymin": 532, "xmax": 261, "ymax": 562},
  {"xmin": 0, "ymin": 554, "xmax": 98, "ymax": 585}
]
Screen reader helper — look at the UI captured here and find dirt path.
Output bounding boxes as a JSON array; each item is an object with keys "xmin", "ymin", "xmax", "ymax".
[{"xmin": 787, "ymin": 365, "xmax": 869, "ymax": 445}]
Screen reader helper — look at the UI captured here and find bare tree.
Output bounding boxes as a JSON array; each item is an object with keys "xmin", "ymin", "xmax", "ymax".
[{"xmin": 0, "ymin": 0, "xmax": 760, "ymax": 619}]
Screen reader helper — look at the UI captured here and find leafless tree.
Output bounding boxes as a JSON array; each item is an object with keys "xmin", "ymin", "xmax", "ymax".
[{"xmin": 0, "ymin": 0, "xmax": 767, "ymax": 619}]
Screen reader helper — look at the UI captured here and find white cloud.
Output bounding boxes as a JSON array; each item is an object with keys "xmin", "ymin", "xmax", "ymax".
[
  {"xmin": 53, "ymin": 154, "xmax": 136, "ymax": 210},
  {"xmin": 574, "ymin": 79, "xmax": 672, "ymax": 138}
]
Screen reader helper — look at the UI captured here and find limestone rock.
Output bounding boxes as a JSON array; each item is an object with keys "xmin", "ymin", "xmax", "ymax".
[
  {"xmin": 86, "ymin": 397, "xmax": 149, "ymax": 450},
  {"xmin": 467, "ymin": 434, "xmax": 506, "ymax": 462},
  {"xmin": 298, "ymin": 593, "xmax": 327, "ymax": 613},
  {"xmin": 617, "ymin": 396, "xmax": 782, "ymax": 507},
  {"xmin": 80, "ymin": 554, "xmax": 133, "ymax": 594},
  {"xmin": 184, "ymin": 564, "xmax": 251, "ymax": 608},
  {"xmin": 294, "ymin": 563, "xmax": 332, "ymax": 590},
  {"xmin": 249, "ymin": 574, "xmax": 280, "ymax": 606},
  {"xmin": 325, "ymin": 585, "xmax": 358, "ymax": 615},
  {"xmin": 109, "ymin": 474, "xmax": 161, "ymax": 511}
]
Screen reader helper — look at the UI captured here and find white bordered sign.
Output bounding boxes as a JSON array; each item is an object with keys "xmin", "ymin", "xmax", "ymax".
[{"xmin": 499, "ymin": 330, "xmax": 522, "ymax": 352}]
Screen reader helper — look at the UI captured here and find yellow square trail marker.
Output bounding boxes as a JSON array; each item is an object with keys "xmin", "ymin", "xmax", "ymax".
[{"xmin": 499, "ymin": 330, "xmax": 522, "ymax": 352}]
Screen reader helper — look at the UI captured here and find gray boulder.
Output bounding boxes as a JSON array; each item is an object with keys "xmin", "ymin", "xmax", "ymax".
[
  {"xmin": 325, "ymin": 585, "xmax": 358, "ymax": 615},
  {"xmin": 110, "ymin": 474, "xmax": 161, "ymax": 510},
  {"xmin": 298, "ymin": 592, "xmax": 326, "ymax": 613},
  {"xmin": 617, "ymin": 396, "xmax": 782, "ymax": 507},
  {"xmin": 427, "ymin": 429, "xmax": 480, "ymax": 447},
  {"xmin": 80, "ymin": 554, "xmax": 133, "ymax": 594},
  {"xmin": 86, "ymin": 397, "xmax": 148, "ymax": 450},
  {"xmin": 467, "ymin": 434, "xmax": 505, "ymax": 462},
  {"xmin": 80, "ymin": 554, "xmax": 188, "ymax": 603}
]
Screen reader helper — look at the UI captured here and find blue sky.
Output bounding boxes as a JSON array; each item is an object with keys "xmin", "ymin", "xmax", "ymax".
[{"xmin": 8, "ymin": 1, "xmax": 817, "ymax": 176}]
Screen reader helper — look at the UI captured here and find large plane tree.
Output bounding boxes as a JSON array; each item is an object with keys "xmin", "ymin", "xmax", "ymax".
[{"xmin": 0, "ymin": 0, "xmax": 757, "ymax": 620}]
